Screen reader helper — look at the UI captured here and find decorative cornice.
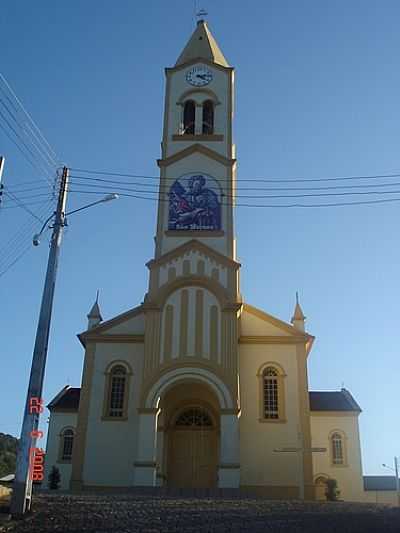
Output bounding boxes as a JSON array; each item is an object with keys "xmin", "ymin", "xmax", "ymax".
[
  {"xmin": 165, "ymin": 230, "xmax": 224, "ymax": 237},
  {"xmin": 157, "ymin": 143, "xmax": 236, "ymax": 168},
  {"xmin": 165, "ymin": 57, "xmax": 234, "ymax": 74},
  {"xmin": 80, "ymin": 334, "xmax": 144, "ymax": 344},
  {"xmin": 310, "ymin": 411, "xmax": 360, "ymax": 417},
  {"xmin": 147, "ymin": 239, "xmax": 240, "ymax": 270},
  {"xmin": 172, "ymin": 134, "xmax": 224, "ymax": 142},
  {"xmin": 239, "ymin": 335, "xmax": 307, "ymax": 345}
]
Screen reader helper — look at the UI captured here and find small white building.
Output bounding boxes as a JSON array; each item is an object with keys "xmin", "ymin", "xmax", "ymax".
[{"xmin": 45, "ymin": 20, "xmax": 369, "ymax": 501}]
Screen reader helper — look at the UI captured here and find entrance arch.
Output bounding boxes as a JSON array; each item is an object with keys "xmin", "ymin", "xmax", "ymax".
[
  {"xmin": 167, "ymin": 405, "xmax": 218, "ymax": 488},
  {"xmin": 134, "ymin": 370, "xmax": 240, "ymax": 489}
]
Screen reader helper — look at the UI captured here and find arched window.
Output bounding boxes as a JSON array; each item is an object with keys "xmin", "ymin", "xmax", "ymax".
[
  {"xmin": 331, "ymin": 432, "xmax": 345, "ymax": 465},
  {"xmin": 257, "ymin": 363, "xmax": 286, "ymax": 422},
  {"xmin": 202, "ymin": 100, "xmax": 214, "ymax": 134},
  {"xmin": 58, "ymin": 427, "xmax": 74, "ymax": 462},
  {"xmin": 102, "ymin": 362, "xmax": 132, "ymax": 420},
  {"xmin": 109, "ymin": 365, "xmax": 127, "ymax": 417},
  {"xmin": 263, "ymin": 367, "xmax": 279, "ymax": 419},
  {"xmin": 175, "ymin": 407, "xmax": 213, "ymax": 427},
  {"xmin": 183, "ymin": 100, "xmax": 195, "ymax": 134}
]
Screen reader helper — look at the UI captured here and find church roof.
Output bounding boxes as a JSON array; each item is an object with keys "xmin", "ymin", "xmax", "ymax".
[
  {"xmin": 309, "ymin": 389, "xmax": 361, "ymax": 412},
  {"xmin": 47, "ymin": 386, "xmax": 81, "ymax": 411},
  {"xmin": 47, "ymin": 387, "xmax": 361, "ymax": 413},
  {"xmin": 175, "ymin": 20, "xmax": 229, "ymax": 68},
  {"xmin": 364, "ymin": 476, "xmax": 398, "ymax": 491}
]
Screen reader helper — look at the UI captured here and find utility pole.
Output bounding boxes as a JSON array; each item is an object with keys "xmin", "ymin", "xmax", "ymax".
[
  {"xmin": 11, "ymin": 167, "xmax": 69, "ymax": 516},
  {"xmin": 0, "ymin": 156, "xmax": 5, "ymax": 208},
  {"xmin": 395, "ymin": 456, "xmax": 400, "ymax": 507}
]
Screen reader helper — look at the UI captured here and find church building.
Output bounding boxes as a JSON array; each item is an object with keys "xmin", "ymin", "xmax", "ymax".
[{"xmin": 44, "ymin": 20, "xmax": 365, "ymax": 501}]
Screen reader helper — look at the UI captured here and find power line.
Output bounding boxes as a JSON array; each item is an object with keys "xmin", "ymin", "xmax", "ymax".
[
  {"xmin": 0, "ymin": 95, "xmax": 58, "ymax": 176},
  {"xmin": 68, "ymin": 174, "xmax": 400, "ymax": 193},
  {"xmin": 1, "ymin": 185, "xmax": 55, "ymax": 194},
  {"xmin": 67, "ymin": 188, "xmax": 400, "ymax": 208},
  {"xmin": 69, "ymin": 167, "xmax": 400, "ymax": 184},
  {"xmin": 0, "ymin": 201, "xmax": 55, "ymax": 273},
  {"xmin": 2, "ymin": 192, "xmax": 57, "ymax": 202},
  {"xmin": 0, "ymin": 109, "xmax": 55, "ymax": 186},
  {"xmin": 67, "ymin": 183, "xmax": 400, "ymax": 200},
  {"xmin": 0, "ymin": 199, "xmax": 55, "ymax": 210},
  {"xmin": 3, "ymin": 188, "xmax": 48, "ymax": 223},
  {"xmin": 0, "ymin": 73, "xmax": 60, "ymax": 166},
  {"xmin": 0, "ymin": 245, "xmax": 32, "ymax": 279},
  {"xmin": 67, "ymin": 177, "xmax": 400, "ymax": 198}
]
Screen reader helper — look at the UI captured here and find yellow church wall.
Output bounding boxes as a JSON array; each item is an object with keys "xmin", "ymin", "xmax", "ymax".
[
  {"xmin": 165, "ymin": 65, "xmax": 230, "ymax": 158},
  {"xmin": 44, "ymin": 411, "xmax": 77, "ymax": 490},
  {"xmin": 104, "ymin": 313, "xmax": 145, "ymax": 335},
  {"xmin": 82, "ymin": 342, "xmax": 144, "ymax": 486},
  {"xmin": 239, "ymin": 342, "xmax": 302, "ymax": 488},
  {"xmin": 240, "ymin": 308, "xmax": 292, "ymax": 337},
  {"xmin": 310, "ymin": 413, "xmax": 364, "ymax": 501}
]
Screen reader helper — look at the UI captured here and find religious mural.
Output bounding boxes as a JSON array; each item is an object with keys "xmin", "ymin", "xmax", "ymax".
[{"xmin": 168, "ymin": 173, "xmax": 221, "ymax": 231}]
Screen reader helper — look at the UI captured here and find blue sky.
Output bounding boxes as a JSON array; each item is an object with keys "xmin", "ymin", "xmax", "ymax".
[{"xmin": 1, "ymin": 1, "xmax": 399, "ymax": 477}]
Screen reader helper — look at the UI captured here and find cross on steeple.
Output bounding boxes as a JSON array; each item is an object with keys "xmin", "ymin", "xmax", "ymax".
[{"xmin": 196, "ymin": 7, "xmax": 208, "ymax": 22}]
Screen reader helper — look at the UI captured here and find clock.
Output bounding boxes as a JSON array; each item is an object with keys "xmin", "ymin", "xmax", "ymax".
[{"xmin": 185, "ymin": 65, "xmax": 213, "ymax": 87}]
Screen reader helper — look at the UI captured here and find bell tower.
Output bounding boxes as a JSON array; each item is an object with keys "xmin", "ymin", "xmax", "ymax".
[
  {"xmin": 141, "ymin": 22, "xmax": 241, "ymax": 459},
  {"xmin": 154, "ymin": 19, "xmax": 237, "ymax": 263}
]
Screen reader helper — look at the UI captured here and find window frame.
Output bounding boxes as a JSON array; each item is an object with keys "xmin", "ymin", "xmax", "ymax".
[
  {"xmin": 57, "ymin": 426, "xmax": 75, "ymax": 464},
  {"xmin": 182, "ymin": 99, "xmax": 196, "ymax": 135},
  {"xmin": 257, "ymin": 362, "xmax": 287, "ymax": 423},
  {"xmin": 202, "ymin": 99, "xmax": 214, "ymax": 134},
  {"xmin": 102, "ymin": 361, "xmax": 133, "ymax": 421},
  {"xmin": 329, "ymin": 429, "xmax": 348, "ymax": 467}
]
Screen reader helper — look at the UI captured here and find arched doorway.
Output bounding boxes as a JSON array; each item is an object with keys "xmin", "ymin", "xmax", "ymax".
[{"xmin": 167, "ymin": 405, "xmax": 218, "ymax": 488}]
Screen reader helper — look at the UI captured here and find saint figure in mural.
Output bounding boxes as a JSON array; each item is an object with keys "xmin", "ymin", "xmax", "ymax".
[{"xmin": 168, "ymin": 174, "xmax": 221, "ymax": 230}]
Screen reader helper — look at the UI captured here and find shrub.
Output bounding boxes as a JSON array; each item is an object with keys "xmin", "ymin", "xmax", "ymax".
[
  {"xmin": 48, "ymin": 466, "xmax": 61, "ymax": 490},
  {"xmin": 325, "ymin": 478, "xmax": 340, "ymax": 501}
]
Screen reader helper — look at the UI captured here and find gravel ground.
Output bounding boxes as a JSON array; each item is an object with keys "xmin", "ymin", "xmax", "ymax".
[{"xmin": 2, "ymin": 493, "xmax": 400, "ymax": 533}]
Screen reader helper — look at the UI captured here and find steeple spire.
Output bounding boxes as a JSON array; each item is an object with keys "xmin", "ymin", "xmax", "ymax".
[
  {"xmin": 87, "ymin": 290, "xmax": 102, "ymax": 329},
  {"xmin": 175, "ymin": 20, "xmax": 229, "ymax": 67},
  {"xmin": 291, "ymin": 292, "xmax": 306, "ymax": 332}
]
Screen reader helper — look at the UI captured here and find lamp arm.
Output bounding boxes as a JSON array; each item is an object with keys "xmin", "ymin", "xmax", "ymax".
[{"xmin": 37, "ymin": 212, "xmax": 56, "ymax": 238}]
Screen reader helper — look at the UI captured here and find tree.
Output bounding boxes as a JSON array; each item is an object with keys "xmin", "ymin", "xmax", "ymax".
[
  {"xmin": 48, "ymin": 466, "xmax": 61, "ymax": 490},
  {"xmin": 0, "ymin": 433, "xmax": 18, "ymax": 478},
  {"xmin": 325, "ymin": 478, "xmax": 340, "ymax": 501}
]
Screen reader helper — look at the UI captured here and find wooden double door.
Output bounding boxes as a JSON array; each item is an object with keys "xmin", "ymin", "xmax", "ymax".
[{"xmin": 167, "ymin": 407, "xmax": 218, "ymax": 488}]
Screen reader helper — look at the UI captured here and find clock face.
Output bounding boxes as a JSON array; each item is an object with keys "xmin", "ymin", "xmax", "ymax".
[{"xmin": 185, "ymin": 65, "xmax": 213, "ymax": 87}]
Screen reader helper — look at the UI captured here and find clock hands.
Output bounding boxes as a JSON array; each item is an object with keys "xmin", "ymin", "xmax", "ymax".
[{"xmin": 196, "ymin": 73, "xmax": 209, "ymax": 81}]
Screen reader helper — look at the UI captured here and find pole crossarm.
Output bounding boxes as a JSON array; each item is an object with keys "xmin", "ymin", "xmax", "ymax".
[
  {"xmin": 273, "ymin": 442, "xmax": 327, "ymax": 500},
  {"xmin": 273, "ymin": 447, "xmax": 327, "ymax": 453}
]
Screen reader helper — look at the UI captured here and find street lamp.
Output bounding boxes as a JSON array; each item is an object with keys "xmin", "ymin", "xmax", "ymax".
[{"xmin": 33, "ymin": 193, "xmax": 119, "ymax": 246}]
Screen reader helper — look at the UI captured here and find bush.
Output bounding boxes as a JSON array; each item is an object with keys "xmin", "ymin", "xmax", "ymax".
[
  {"xmin": 325, "ymin": 478, "xmax": 340, "ymax": 501},
  {"xmin": 48, "ymin": 466, "xmax": 61, "ymax": 490}
]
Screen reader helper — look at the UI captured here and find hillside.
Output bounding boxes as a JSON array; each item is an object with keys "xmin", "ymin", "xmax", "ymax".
[{"xmin": 0, "ymin": 432, "xmax": 18, "ymax": 478}]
